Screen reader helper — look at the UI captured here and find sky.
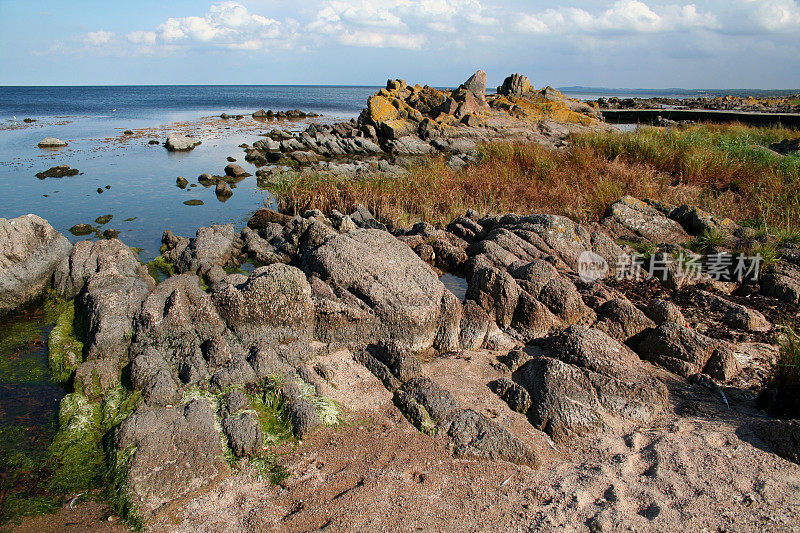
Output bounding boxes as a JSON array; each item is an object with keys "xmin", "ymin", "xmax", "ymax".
[{"xmin": 1, "ymin": 0, "xmax": 799, "ymax": 88}]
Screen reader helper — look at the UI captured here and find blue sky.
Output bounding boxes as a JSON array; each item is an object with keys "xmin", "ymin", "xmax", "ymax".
[{"xmin": 1, "ymin": 0, "xmax": 799, "ymax": 88}]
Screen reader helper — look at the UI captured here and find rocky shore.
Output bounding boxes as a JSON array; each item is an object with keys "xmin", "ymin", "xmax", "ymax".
[
  {"xmin": 239, "ymin": 71, "xmax": 609, "ymax": 182},
  {"xmin": 3, "ymin": 71, "xmax": 800, "ymax": 531},
  {"xmin": 593, "ymin": 94, "xmax": 800, "ymax": 114},
  {"xmin": 3, "ymin": 186, "xmax": 800, "ymax": 528}
]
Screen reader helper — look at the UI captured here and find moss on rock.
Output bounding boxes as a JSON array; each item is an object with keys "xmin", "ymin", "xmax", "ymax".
[{"xmin": 48, "ymin": 301, "xmax": 84, "ymax": 384}]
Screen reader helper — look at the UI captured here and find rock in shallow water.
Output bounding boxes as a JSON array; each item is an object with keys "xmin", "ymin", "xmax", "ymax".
[{"xmin": 165, "ymin": 133, "xmax": 201, "ymax": 151}]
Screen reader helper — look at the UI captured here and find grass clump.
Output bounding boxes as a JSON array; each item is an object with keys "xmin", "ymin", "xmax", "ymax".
[
  {"xmin": 268, "ymin": 123, "xmax": 800, "ymax": 234},
  {"xmin": 688, "ymin": 228, "xmax": 730, "ymax": 253}
]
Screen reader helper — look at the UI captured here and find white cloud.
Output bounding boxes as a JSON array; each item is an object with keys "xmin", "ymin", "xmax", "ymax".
[
  {"xmin": 515, "ymin": 1, "xmax": 718, "ymax": 35},
  {"xmin": 746, "ymin": 0, "xmax": 800, "ymax": 31},
  {"xmin": 84, "ymin": 30, "xmax": 115, "ymax": 46}
]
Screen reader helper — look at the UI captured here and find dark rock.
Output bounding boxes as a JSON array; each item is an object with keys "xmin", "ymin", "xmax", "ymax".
[
  {"xmin": 213, "ymin": 264, "xmax": 314, "ymax": 346},
  {"xmin": 248, "ymin": 208, "xmax": 292, "ymax": 229},
  {"xmin": 465, "ymin": 265, "xmax": 520, "ymax": 329},
  {"xmin": 438, "ymin": 408, "xmax": 535, "ymax": 465},
  {"xmin": 176, "ymin": 176, "xmax": 189, "ymax": 189},
  {"xmin": 459, "ymin": 300, "xmax": 491, "ymax": 350},
  {"xmin": 637, "ymin": 321, "xmax": 741, "ymax": 382},
  {"xmin": 222, "ymin": 411, "xmax": 263, "ymax": 457},
  {"xmin": 36, "ymin": 165, "xmax": 79, "ymax": 179},
  {"xmin": 215, "ymin": 181, "xmax": 232, "ymax": 198},
  {"xmin": 69, "ymin": 224, "xmax": 94, "ymax": 236},
  {"xmin": 398, "ymin": 377, "xmax": 459, "ymax": 421},
  {"xmin": 224, "ymin": 163, "xmax": 251, "ymax": 178},
  {"xmin": 594, "ymin": 298, "xmax": 655, "ymax": 343},
  {"xmin": 371, "ymin": 339, "xmax": 422, "ymax": 382},
  {"xmin": 489, "ymin": 378, "xmax": 531, "ymax": 413},
  {"xmin": 752, "ymin": 419, "xmax": 800, "ymax": 464},
  {"xmin": 645, "ymin": 298, "xmax": 685, "ymax": 325}
]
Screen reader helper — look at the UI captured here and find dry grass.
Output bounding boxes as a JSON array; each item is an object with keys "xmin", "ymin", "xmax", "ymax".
[{"xmin": 270, "ymin": 123, "xmax": 800, "ymax": 231}]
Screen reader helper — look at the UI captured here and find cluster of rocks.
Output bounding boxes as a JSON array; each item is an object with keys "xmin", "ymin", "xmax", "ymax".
[
  {"xmin": 250, "ymin": 109, "xmax": 319, "ymax": 120},
  {"xmin": 239, "ymin": 70, "xmax": 609, "ymax": 178},
  {"xmin": 593, "ymin": 94, "xmax": 800, "ymax": 114},
  {"xmin": 3, "ymin": 189, "xmax": 800, "ymax": 525}
]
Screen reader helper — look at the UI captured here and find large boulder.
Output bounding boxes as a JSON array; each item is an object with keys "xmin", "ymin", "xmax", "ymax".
[
  {"xmin": 465, "ymin": 265, "xmax": 519, "ymax": 329},
  {"xmin": 497, "ymin": 73, "xmax": 532, "ymax": 96},
  {"xmin": 130, "ymin": 274, "xmax": 236, "ymax": 404},
  {"xmin": 304, "ymin": 229, "xmax": 449, "ymax": 351},
  {"xmin": 165, "ymin": 133, "xmax": 201, "ymax": 151},
  {"xmin": 165, "ymin": 224, "xmax": 236, "ymax": 274},
  {"xmin": 213, "ymin": 264, "xmax": 314, "ymax": 347},
  {"xmin": 601, "ymin": 196, "xmax": 690, "ymax": 244},
  {"xmin": 54, "ymin": 239, "xmax": 150, "ymax": 300},
  {"xmin": 113, "ymin": 400, "xmax": 229, "ymax": 518},
  {"xmin": 637, "ymin": 321, "xmax": 741, "ymax": 382},
  {"xmin": 517, "ymin": 326, "xmax": 668, "ymax": 442},
  {"xmin": 0, "ymin": 214, "xmax": 71, "ymax": 314},
  {"xmin": 461, "ymin": 70, "xmax": 488, "ymax": 102}
]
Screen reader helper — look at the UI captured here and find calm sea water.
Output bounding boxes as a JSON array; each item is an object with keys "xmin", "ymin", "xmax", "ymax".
[{"xmin": 0, "ymin": 86, "xmax": 381, "ymax": 262}]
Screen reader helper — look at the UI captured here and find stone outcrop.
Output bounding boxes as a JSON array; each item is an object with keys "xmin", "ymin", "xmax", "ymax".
[
  {"xmin": 0, "ymin": 214, "xmax": 71, "ymax": 314},
  {"xmin": 165, "ymin": 133, "xmax": 201, "ymax": 151}
]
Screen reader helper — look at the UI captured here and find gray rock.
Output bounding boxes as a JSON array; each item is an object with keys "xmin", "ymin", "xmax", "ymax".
[
  {"xmin": 465, "ymin": 265, "xmax": 520, "ymax": 329},
  {"xmin": 489, "ymin": 378, "xmax": 531, "ymax": 413},
  {"xmin": 113, "ymin": 400, "xmax": 229, "ymax": 517},
  {"xmin": 165, "ymin": 133, "xmax": 201, "ymax": 151},
  {"xmin": 304, "ymin": 229, "xmax": 448, "ymax": 351},
  {"xmin": 594, "ymin": 298, "xmax": 655, "ymax": 343},
  {"xmin": 398, "ymin": 377, "xmax": 459, "ymax": 422},
  {"xmin": 38, "ymin": 137, "xmax": 67, "ymax": 148},
  {"xmin": 371, "ymin": 339, "xmax": 422, "ymax": 382},
  {"xmin": 290, "ymin": 151, "xmax": 319, "ymax": 165},
  {"xmin": 760, "ymin": 263, "xmax": 800, "ymax": 304},
  {"xmin": 438, "ymin": 409, "xmax": 535, "ymax": 465},
  {"xmin": 213, "ymin": 264, "xmax": 314, "ymax": 346},
  {"xmin": 645, "ymin": 298, "xmax": 685, "ymax": 325},
  {"xmin": 497, "ymin": 73, "xmax": 532, "ymax": 96},
  {"xmin": 517, "ymin": 326, "xmax": 669, "ymax": 442},
  {"xmin": 224, "ymin": 163, "xmax": 250, "ymax": 178},
  {"xmin": 637, "ymin": 321, "xmax": 741, "ymax": 382},
  {"xmin": 0, "ymin": 214, "xmax": 71, "ymax": 314},
  {"xmin": 462, "ymin": 70, "xmax": 488, "ymax": 101},
  {"xmin": 459, "ymin": 300, "xmax": 491, "ymax": 350},
  {"xmin": 601, "ymin": 196, "xmax": 689, "ymax": 244},
  {"xmin": 222, "ymin": 411, "xmax": 263, "ymax": 457},
  {"xmin": 215, "ymin": 180, "xmax": 232, "ymax": 198}
]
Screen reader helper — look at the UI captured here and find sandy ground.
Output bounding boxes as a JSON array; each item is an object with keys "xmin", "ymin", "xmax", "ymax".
[
  {"xmin": 14, "ymin": 348, "xmax": 800, "ymax": 532},
  {"xmin": 141, "ymin": 349, "xmax": 800, "ymax": 533}
]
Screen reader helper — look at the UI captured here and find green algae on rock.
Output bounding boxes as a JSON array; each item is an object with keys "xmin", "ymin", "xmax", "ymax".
[{"xmin": 48, "ymin": 301, "xmax": 84, "ymax": 384}]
